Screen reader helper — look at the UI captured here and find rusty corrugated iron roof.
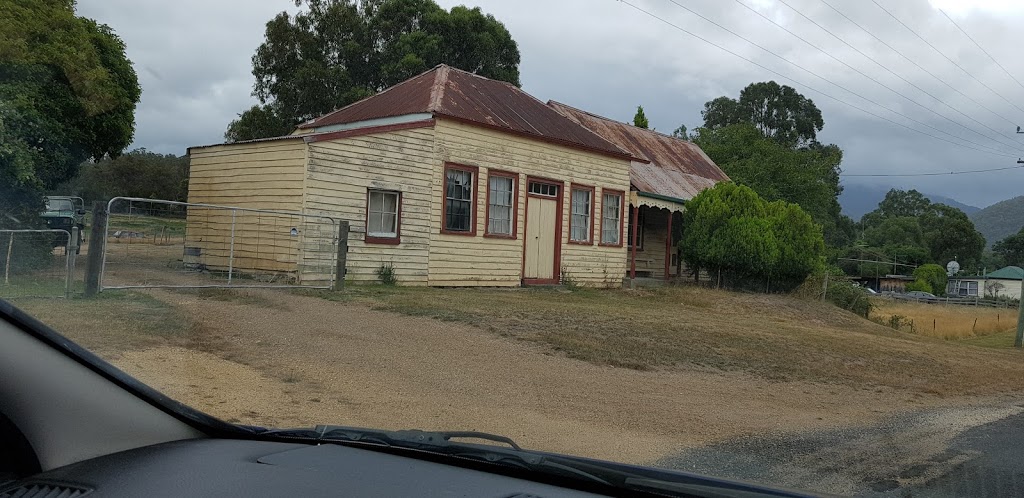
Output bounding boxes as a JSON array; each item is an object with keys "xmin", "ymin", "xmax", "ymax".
[
  {"xmin": 298, "ymin": 65, "xmax": 631, "ymax": 159},
  {"xmin": 548, "ymin": 101, "xmax": 729, "ymax": 201}
]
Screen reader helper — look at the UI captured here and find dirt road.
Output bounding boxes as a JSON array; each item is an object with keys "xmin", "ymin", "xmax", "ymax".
[{"xmin": 108, "ymin": 289, "xmax": 964, "ymax": 466}]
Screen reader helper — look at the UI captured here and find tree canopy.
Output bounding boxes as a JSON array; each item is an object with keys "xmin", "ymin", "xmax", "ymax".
[
  {"xmin": 693, "ymin": 123, "xmax": 849, "ymax": 247},
  {"xmin": 701, "ymin": 81, "xmax": 823, "ymax": 148},
  {"xmin": 633, "ymin": 105, "xmax": 649, "ymax": 129},
  {"xmin": 847, "ymin": 189, "xmax": 986, "ymax": 274},
  {"xmin": 56, "ymin": 149, "xmax": 189, "ymax": 204},
  {"xmin": 227, "ymin": 0, "xmax": 520, "ymax": 142},
  {"xmin": 0, "ymin": 0, "xmax": 140, "ymax": 226},
  {"xmin": 679, "ymin": 182, "xmax": 824, "ymax": 291},
  {"xmin": 993, "ymin": 228, "xmax": 1024, "ymax": 267}
]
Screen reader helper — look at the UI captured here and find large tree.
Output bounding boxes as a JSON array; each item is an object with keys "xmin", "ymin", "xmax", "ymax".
[
  {"xmin": 856, "ymin": 189, "xmax": 985, "ymax": 271},
  {"xmin": 227, "ymin": 0, "xmax": 520, "ymax": 142},
  {"xmin": 692, "ymin": 123, "xmax": 850, "ymax": 247},
  {"xmin": 701, "ymin": 81, "xmax": 823, "ymax": 148},
  {"xmin": 57, "ymin": 149, "xmax": 189, "ymax": 204},
  {"xmin": 993, "ymin": 228, "xmax": 1024, "ymax": 267},
  {"xmin": 0, "ymin": 0, "xmax": 140, "ymax": 226}
]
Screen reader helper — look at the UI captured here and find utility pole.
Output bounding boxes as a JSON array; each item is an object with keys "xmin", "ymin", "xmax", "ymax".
[{"xmin": 1013, "ymin": 127, "xmax": 1023, "ymax": 347}]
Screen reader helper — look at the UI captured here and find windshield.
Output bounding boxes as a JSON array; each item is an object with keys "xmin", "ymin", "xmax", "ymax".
[
  {"xmin": 4, "ymin": 1, "xmax": 1024, "ymax": 497},
  {"xmin": 44, "ymin": 199, "xmax": 74, "ymax": 212}
]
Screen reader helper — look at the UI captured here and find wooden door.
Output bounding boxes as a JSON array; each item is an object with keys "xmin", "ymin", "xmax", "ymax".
[{"xmin": 524, "ymin": 194, "xmax": 558, "ymax": 280}]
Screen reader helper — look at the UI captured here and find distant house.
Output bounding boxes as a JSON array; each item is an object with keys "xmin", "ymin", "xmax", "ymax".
[
  {"xmin": 948, "ymin": 266, "xmax": 1024, "ymax": 299},
  {"xmin": 186, "ymin": 65, "xmax": 729, "ymax": 286}
]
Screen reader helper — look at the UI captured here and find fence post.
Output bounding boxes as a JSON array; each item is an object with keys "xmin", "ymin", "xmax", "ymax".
[
  {"xmin": 84, "ymin": 202, "xmax": 107, "ymax": 296},
  {"xmin": 333, "ymin": 221, "xmax": 349, "ymax": 291},
  {"xmin": 64, "ymin": 227, "xmax": 78, "ymax": 298},
  {"xmin": 821, "ymin": 273, "xmax": 829, "ymax": 302}
]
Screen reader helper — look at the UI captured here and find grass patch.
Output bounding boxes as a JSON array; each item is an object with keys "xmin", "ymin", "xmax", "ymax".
[
  {"xmin": 8, "ymin": 291, "xmax": 192, "ymax": 356},
  {"xmin": 0, "ymin": 275, "xmax": 69, "ymax": 298},
  {"xmin": 870, "ymin": 299, "xmax": 1018, "ymax": 339},
  {"xmin": 960, "ymin": 330, "xmax": 1018, "ymax": 349}
]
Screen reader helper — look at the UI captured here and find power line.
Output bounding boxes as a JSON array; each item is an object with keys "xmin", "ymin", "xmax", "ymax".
[
  {"xmin": 841, "ymin": 165, "xmax": 1024, "ymax": 177},
  {"xmin": 654, "ymin": 0, "xmax": 1018, "ymax": 157},
  {"xmin": 870, "ymin": 0, "xmax": 1024, "ymax": 117},
  {"xmin": 938, "ymin": 8, "xmax": 1024, "ymax": 95},
  {"xmin": 613, "ymin": 0, "xmax": 1017, "ymax": 158},
  {"xmin": 773, "ymin": 0, "xmax": 1024, "ymax": 154},
  {"xmin": 818, "ymin": 0, "xmax": 1018, "ymax": 129}
]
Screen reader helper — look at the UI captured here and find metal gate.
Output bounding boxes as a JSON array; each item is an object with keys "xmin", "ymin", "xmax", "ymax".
[
  {"xmin": 100, "ymin": 197, "xmax": 340, "ymax": 290},
  {"xmin": 0, "ymin": 229, "xmax": 78, "ymax": 298}
]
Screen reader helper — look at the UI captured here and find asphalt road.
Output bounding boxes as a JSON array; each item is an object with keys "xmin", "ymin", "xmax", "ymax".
[{"xmin": 657, "ymin": 398, "xmax": 1024, "ymax": 497}]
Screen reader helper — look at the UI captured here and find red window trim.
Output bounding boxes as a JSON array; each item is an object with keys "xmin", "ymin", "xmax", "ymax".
[
  {"xmin": 364, "ymin": 189, "xmax": 402, "ymax": 245},
  {"xmin": 567, "ymin": 183, "xmax": 596, "ymax": 245},
  {"xmin": 598, "ymin": 188, "xmax": 625, "ymax": 248},
  {"xmin": 484, "ymin": 170, "xmax": 519, "ymax": 239},
  {"xmin": 440, "ymin": 163, "xmax": 479, "ymax": 236},
  {"xmin": 521, "ymin": 176, "xmax": 564, "ymax": 285}
]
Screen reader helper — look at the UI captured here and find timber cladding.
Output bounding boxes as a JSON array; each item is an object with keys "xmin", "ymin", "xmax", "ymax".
[
  {"xmin": 428, "ymin": 118, "xmax": 630, "ymax": 287},
  {"xmin": 187, "ymin": 118, "xmax": 632, "ymax": 287},
  {"xmin": 186, "ymin": 139, "xmax": 308, "ymax": 275}
]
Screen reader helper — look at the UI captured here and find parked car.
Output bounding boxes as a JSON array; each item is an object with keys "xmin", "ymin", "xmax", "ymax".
[{"xmin": 905, "ymin": 291, "xmax": 936, "ymax": 299}]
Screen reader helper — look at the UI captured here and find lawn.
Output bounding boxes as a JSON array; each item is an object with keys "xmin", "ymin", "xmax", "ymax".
[{"xmin": 322, "ymin": 284, "xmax": 1024, "ymax": 396}]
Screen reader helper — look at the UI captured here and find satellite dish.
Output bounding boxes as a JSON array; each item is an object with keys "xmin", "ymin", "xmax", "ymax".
[{"xmin": 946, "ymin": 261, "xmax": 960, "ymax": 276}]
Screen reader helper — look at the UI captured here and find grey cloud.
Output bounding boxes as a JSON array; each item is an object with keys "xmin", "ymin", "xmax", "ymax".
[{"xmin": 76, "ymin": 0, "xmax": 1024, "ymax": 207}]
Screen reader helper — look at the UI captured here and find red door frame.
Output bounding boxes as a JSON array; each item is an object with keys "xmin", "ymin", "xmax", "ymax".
[{"xmin": 521, "ymin": 177, "xmax": 563, "ymax": 285}]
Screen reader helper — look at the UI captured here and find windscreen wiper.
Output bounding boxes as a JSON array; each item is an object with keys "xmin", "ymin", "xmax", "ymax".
[
  {"xmin": 252, "ymin": 424, "xmax": 610, "ymax": 484},
  {"xmin": 250, "ymin": 424, "xmax": 815, "ymax": 497}
]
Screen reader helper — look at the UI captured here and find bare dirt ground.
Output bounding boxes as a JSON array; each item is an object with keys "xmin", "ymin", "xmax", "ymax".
[{"xmin": 21, "ymin": 287, "xmax": 1013, "ymax": 468}]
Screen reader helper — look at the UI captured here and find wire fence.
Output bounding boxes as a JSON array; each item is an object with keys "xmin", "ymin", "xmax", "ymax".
[
  {"xmin": 0, "ymin": 229, "xmax": 78, "ymax": 298},
  {"xmin": 101, "ymin": 197, "xmax": 341, "ymax": 290}
]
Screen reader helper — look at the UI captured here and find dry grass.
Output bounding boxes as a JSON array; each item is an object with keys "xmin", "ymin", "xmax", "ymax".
[
  {"xmin": 326, "ymin": 285, "xmax": 1024, "ymax": 396},
  {"xmin": 871, "ymin": 299, "xmax": 1018, "ymax": 339}
]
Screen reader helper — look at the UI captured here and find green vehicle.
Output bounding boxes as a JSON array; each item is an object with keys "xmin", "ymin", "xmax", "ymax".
[{"xmin": 40, "ymin": 196, "xmax": 86, "ymax": 253}]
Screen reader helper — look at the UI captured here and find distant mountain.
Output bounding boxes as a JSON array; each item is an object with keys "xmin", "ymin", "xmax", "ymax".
[
  {"xmin": 839, "ymin": 184, "xmax": 980, "ymax": 221},
  {"xmin": 970, "ymin": 195, "xmax": 1024, "ymax": 247}
]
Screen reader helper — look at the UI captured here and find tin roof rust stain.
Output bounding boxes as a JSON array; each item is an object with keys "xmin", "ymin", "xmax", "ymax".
[
  {"xmin": 299, "ymin": 65, "xmax": 630, "ymax": 158},
  {"xmin": 548, "ymin": 101, "xmax": 729, "ymax": 201}
]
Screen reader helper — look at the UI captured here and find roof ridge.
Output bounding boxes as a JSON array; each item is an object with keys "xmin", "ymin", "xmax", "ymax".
[
  {"xmin": 428, "ymin": 64, "xmax": 449, "ymax": 112},
  {"xmin": 536, "ymin": 99, "xmax": 633, "ymax": 158},
  {"xmin": 548, "ymin": 100, "xmax": 696, "ymax": 144}
]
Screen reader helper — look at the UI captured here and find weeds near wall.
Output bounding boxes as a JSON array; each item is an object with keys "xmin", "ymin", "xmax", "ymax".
[
  {"xmin": 560, "ymin": 266, "xmax": 579, "ymax": 291},
  {"xmin": 375, "ymin": 261, "xmax": 397, "ymax": 286}
]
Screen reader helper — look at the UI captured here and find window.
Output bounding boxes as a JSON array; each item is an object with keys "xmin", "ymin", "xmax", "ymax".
[
  {"xmin": 627, "ymin": 206, "xmax": 645, "ymax": 250},
  {"xmin": 486, "ymin": 173, "xmax": 516, "ymax": 237},
  {"xmin": 600, "ymin": 191, "xmax": 622, "ymax": 245},
  {"xmin": 958, "ymin": 280, "xmax": 979, "ymax": 296},
  {"xmin": 569, "ymin": 186, "xmax": 593, "ymax": 243},
  {"xmin": 528, "ymin": 182, "xmax": 558, "ymax": 197},
  {"xmin": 366, "ymin": 190, "xmax": 400, "ymax": 244},
  {"xmin": 443, "ymin": 165, "xmax": 477, "ymax": 234}
]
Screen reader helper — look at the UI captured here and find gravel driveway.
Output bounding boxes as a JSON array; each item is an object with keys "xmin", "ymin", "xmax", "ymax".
[{"xmin": 109, "ymin": 289, "xmax": 970, "ymax": 468}]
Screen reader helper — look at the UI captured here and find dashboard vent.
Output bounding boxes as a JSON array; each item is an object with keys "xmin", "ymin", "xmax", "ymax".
[{"xmin": 0, "ymin": 483, "xmax": 91, "ymax": 498}]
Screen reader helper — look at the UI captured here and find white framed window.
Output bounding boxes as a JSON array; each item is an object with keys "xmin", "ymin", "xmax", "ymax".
[
  {"xmin": 366, "ymin": 190, "xmax": 400, "ymax": 242},
  {"xmin": 487, "ymin": 173, "xmax": 515, "ymax": 236},
  {"xmin": 569, "ymin": 186, "xmax": 593, "ymax": 242},
  {"xmin": 601, "ymin": 192, "xmax": 622, "ymax": 245}
]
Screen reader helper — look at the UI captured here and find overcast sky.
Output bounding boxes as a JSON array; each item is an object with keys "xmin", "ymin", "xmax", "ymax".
[{"xmin": 77, "ymin": 0, "xmax": 1024, "ymax": 208}]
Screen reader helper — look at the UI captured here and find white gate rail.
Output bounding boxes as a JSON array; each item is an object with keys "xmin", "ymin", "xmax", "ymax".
[{"xmin": 100, "ymin": 197, "xmax": 340, "ymax": 291}]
